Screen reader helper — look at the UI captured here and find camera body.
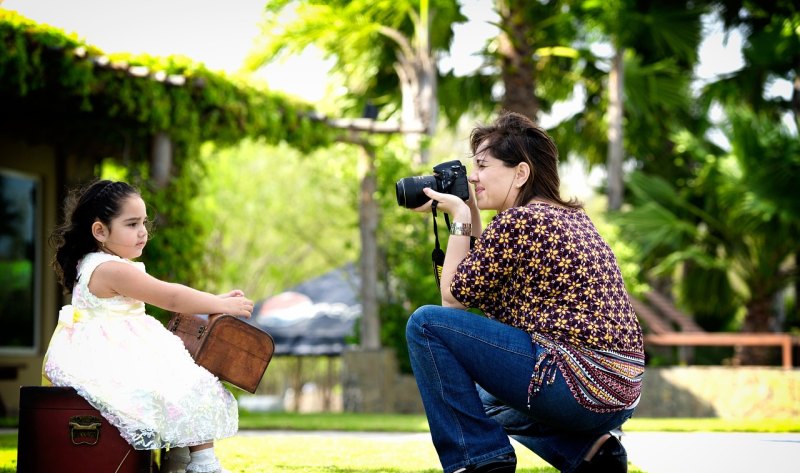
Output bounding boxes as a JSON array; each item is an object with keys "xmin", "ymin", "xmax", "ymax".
[{"xmin": 395, "ymin": 160, "xmax": 470, "ymax": 209}]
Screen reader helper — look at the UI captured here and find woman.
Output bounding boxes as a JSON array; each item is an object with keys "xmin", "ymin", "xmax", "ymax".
[{"xmin": 405, "ymin": 111, "xmax": 644, "ymax": 473}]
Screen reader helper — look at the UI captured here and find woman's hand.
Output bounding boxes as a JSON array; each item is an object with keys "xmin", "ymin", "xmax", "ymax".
[
  {"xmin": 219, "ymin": 289, "xmax": 245, "ymax": 298},
  {"xmin": 412, "ymin": 188, "xmax": 472, "ymax": 222}
]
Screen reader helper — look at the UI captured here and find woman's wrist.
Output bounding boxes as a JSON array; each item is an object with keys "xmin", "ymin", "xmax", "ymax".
[{"xmin": 450, "ymin": 222, "xmax": 472, "ymax": 236}]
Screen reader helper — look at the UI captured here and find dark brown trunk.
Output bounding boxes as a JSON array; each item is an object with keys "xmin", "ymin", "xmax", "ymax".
[
  {"xmin": 736, "ymin": 296, "xmax": 776, "ymax": 365},
  {"xmin": 607, "ymin": 48, "xmax": 625, "ymax": 211},
  {"xmin": 497, "ymin": 0, "xmax": 539, "ymax": 120},
  {"xmin": 791, "ymin": 73, "xmax": 799, "ymax": 131}
]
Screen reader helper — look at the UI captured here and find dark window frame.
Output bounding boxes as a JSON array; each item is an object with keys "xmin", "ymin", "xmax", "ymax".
[{"xmin": 0, "ymin": 168, "xmax": 41, "ymax": 355}]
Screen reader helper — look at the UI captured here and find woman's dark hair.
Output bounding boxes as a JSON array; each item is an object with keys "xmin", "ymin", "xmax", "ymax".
[
  {"xmin": 49, "ymin": 180, "xmax": 140, "ymax": 292},
  {"xmin": 470, "ymin": 111, "xmax": 582, "ymax": 209}
]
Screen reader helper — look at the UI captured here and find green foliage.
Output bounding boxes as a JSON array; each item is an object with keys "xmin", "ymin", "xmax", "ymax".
[
  {"xmin": 193, "ymin": 139, "xmax": 360, "ymax": 299},
  {"xmin": 615, "ymin": 105, "xmax": 799, "ymax": 335},
  {"xmin": 1, "ymin": 10, "xmax": 338, "ymax": 303},
  {"xmin": 248, "ymin": 0, "xmax": 469, "ymax": 122},
  {"xmin": 706, "ymin": 1, "xmax": 799, "ymax": 118},
  {"xmin": 0, "ymin": 11, "xmax": 333, "ymax": 149}
]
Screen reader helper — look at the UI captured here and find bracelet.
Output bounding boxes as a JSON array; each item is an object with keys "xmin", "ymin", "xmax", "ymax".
[{"xmin": 450, "ymin": 222, "xmax": 472, "ymax": 236}]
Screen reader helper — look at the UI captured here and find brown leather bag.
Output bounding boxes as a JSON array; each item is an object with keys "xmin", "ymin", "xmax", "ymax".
[
  {"xmin": 17, "ymin": 386, "xmax": 155, "ymax": 473},
  {"xmin": 167, "ymin": 313, "xmax": 274, "ymax": 393}
]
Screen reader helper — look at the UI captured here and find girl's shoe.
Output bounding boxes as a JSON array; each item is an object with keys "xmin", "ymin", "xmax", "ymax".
[
  {"xmin": 161, "ymin": 447, "xmax": 190, "ymax": 473},
  {"xmin": 574, "ymin": 434, "xmax": 627, "ymax": 473},
  {"xmin": 185, "ymin": 467, "xmax": 231, "ymax": 473}
]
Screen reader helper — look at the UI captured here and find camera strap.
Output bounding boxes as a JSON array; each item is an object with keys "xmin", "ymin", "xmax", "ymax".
[{"xmin": 431, "ymin": 202, "xmax": 451, "ymax": 288}]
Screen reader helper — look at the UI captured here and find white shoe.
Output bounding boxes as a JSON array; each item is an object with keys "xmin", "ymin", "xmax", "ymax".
[
  {"xmin": 162, "ymin": 447, "xmax": 190, "ymax": 473},
  {"xmin": 185, "ymin": 462, "xmax": 231, "ymax": 473}
]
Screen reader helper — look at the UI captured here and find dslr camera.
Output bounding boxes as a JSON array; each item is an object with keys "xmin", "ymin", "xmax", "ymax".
[{"xmin": 395, "ymin": 160, "xmax": 470, "ymax": 209}]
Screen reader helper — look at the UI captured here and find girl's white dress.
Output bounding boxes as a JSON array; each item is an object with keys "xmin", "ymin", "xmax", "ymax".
[{"xmin": 43, "ymin": 251, "xmax": 238, "ymax": 450}]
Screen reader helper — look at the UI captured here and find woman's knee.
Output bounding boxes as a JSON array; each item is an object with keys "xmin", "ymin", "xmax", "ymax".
[{"xmin": 405, "ymin": 305, "xmax": 440, "ymax": 340}]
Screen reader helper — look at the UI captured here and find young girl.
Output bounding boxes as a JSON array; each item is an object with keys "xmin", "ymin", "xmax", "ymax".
[{"xmin": 44, "ymin": 179, "xmax": 254, "ymax": 473}]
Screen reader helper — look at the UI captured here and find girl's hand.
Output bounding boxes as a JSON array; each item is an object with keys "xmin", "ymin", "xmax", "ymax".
[
  {"xmin": 413, "ymin": 188, "xmax": 472, "ymax": 222},
  {"xmin": 220, "ymin": 293, "xmax": 254, "ymax": 318}
]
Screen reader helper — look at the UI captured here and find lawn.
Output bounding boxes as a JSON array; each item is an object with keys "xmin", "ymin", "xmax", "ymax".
[{"xmin": 2, "ymin": 414, "xmax": 797, "ymax": 472}]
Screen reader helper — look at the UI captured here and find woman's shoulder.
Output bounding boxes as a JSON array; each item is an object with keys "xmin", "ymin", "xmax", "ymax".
[{"xmin": 492, "ymin": 201, "xmax": 578, "ymax": 222}]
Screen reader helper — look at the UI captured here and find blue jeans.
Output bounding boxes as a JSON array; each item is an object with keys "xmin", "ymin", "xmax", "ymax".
[{"xmin": 406, "ymin": 305, "xmax": 635, "ymax": 473}]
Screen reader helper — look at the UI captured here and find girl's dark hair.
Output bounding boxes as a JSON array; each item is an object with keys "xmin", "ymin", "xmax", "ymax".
[
  {"xmin": 470, "ymin": 111, "xmax": 582, "ymax": 209},
  {"xmin": 49, "ymin": 180, "xmax": 140, "ymax": 293}
]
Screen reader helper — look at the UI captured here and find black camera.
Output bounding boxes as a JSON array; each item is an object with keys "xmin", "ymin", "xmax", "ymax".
[{"xmin": 395, "ymin": 160, "xmax": 470, "ymax": 209}]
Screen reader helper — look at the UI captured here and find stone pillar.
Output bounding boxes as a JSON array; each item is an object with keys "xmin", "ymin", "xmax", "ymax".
[{"xmin": 341, "ymin": 348, "xmax": 397, "ymax": 412}]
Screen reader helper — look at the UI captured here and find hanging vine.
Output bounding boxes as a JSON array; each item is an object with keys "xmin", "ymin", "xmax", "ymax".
[{"xmin": 1, "ymin": 10, "xmax": 335, "ymax": 309}]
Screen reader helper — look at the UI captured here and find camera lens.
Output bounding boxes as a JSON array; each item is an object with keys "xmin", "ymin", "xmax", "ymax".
[{"xmin": 395, "ymin": 175, "xmax": 438, "ymax": 208}]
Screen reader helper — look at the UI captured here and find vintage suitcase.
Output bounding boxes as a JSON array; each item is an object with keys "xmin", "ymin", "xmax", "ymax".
[
  {"xmin": 167, "ymin": 313, "xmax": 274, "ymax": 393},
  {"xmin": 17, "ymin": 386, "xmax": 155, "ymax": 473}
]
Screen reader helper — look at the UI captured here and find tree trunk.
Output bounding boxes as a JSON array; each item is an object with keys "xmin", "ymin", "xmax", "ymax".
[
  {"xmin": 737, "ymin": 295, "xmax": 776, "ymax": 365},
  {"xmin": 792, "ymin": 73, "xmax": 799, "ymax": 131},
  {"xmin": 358, "ymin": 143, "xmax": 381, "ymax": 349},
  {"xmin": 387, "ymin": 0, "xmax": 437, "ymax": 164},
  {"xmin": 607, "ymin": 47, "xmax": 625, "ymax": 211},
  {"xmin": 150, "ymin": 131, "xmax": 172, "ymax": 189},
  {"xmin": 496, "ymin": 0, "xmax": 539, "ymax": 120},
  {"xmin": 396, "ymin": 54, "xmax": 437, "ymax": 164}
]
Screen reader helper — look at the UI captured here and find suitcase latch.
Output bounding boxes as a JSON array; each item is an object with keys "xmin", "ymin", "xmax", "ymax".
[
  {"xmin": 197, "ymin": 325, "xmax": 206, "ymax": 338},
  {"xmin": 170, "ymin": 316, "xmax": 181, "ymax": 332},
  {"xmin": 69, "ymin": 415, "xmax": 102, "ymax": 446}
]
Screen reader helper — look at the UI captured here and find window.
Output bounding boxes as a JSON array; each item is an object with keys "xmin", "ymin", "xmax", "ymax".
[{"xmin": 0, "ymin": 170, "xmax": 40, "ymax": 354}]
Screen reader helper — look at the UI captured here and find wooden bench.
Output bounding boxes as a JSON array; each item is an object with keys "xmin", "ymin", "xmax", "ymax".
[{"xmin": 632, "ymin": 292, "xmax": 800, "ymax": 369}]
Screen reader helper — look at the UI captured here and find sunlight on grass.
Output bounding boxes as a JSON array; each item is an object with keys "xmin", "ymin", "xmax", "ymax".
[
  {"xmin": 0, "ymin": 431, "xmax": 643, "ymax": 472},
  {"xmin": 624, "ymin": 417, "xmax": 800, "ymax": 432},
  {"xmin": 0, "ymin": 433, "xmax": 16, "ymax": 473},
  {"xmin": 217, "ymin": 433, "xmax": 558, "ymax": 472}
]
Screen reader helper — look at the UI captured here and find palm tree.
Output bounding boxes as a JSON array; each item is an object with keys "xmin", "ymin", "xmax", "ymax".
[
  {"xmin": 562, "ymin": 0, "xmax": 705, "ymax": 210},
  {"xmin": 617, "ymin": 106, "xmax": 800, "ymax": 364},
  {"xmin": 245, "ymin": 0, "xmax": 466, "ymax": 349}
]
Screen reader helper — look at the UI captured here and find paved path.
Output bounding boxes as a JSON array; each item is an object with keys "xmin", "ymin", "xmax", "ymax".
[{"xmin": 622, "ymin": 431, "xmax": 800, "ymax": 473}]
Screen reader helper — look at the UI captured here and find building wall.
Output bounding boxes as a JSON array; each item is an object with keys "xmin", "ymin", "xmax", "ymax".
[
  {"xmin": 635, "ymin": 366, "xmax": 800, "ymax": 419},
  {"xmin": 0, "ymin": 138, "xmax": 96, "ymax": 416},
  {"xmin": 0, "ymin": 138, "xmax": 55, "ymax": 415}
]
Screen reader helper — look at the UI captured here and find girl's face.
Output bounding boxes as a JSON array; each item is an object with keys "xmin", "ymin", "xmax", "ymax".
[
  {"xmin": 469, "ymin": 142, "xmax": 520, "ymax": 212},
  {"xmin": 100, "ymin": 195, "xmax": 149, "ymax": 259}
]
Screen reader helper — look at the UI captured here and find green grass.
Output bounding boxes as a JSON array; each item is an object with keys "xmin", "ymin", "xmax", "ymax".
[
  {"xmin": 0, "ymin": 433, "xmax": 15, "ymax": 473},
  {"xmin": 3, "ymin": 414, "xmax": 797, "ymax": 472},
  {"xmin": 237, "ymin": 412, "xmax": 800, "ymax": 433},
  {"xmin": 238, "ymin": 411, "xmax": 432, "ymax": 432},
  {"xmin": 0, "ymin": 432, "xmax": 640, "ymax": 473}
]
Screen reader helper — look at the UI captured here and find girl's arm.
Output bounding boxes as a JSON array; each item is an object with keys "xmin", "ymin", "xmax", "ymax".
[{"xmin": 89, "ymin": 261, "xmax": 253, "ymax": 317}]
